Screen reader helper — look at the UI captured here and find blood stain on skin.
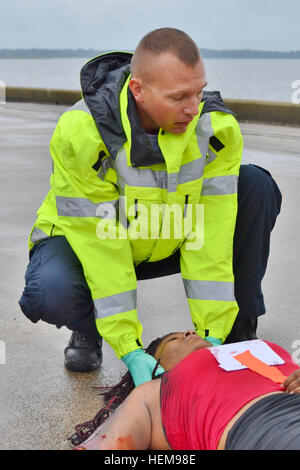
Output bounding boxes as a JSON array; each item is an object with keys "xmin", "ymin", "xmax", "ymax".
[{"xmin": 115, "ymin": 435, "xmax": 135, "ymax": 450}]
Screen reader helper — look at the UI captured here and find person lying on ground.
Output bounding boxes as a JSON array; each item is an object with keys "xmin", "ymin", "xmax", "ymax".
[{"xmin": 69, "ymin": 331, "xmax": 300, "ymax": 450}]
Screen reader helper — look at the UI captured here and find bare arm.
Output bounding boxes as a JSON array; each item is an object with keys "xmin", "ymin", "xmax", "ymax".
[
  {"xmin": 283, "ymin": 368, "xmax": 300, "ymax": 394},
  {"xmin": 75, "ymin": 381, "xmax": 156, "ymax": 450}
]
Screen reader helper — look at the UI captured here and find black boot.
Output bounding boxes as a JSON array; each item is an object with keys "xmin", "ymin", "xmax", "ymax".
[
  {"xmin": 64, "ymin": 331, "xmax": 103, "ymax": 372},
  {"xmin": 224, "ymin": 317, "xmax": 258, "ymax": 344}
]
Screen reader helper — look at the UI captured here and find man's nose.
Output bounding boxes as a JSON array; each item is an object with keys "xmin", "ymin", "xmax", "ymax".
[{"xmin": 183, "ymin": 98, "xmax": 200, "ymax": 117}]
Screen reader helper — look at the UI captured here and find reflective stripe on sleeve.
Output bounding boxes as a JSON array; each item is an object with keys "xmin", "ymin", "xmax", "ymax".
[
  {"xmin": 66, "ymin": 99, "xmax": 91, "ymax": 115},
  {"xmin": 195, "ymin": 113, "xmax": 214, "ymax": 158},
  {"xmin": 94, "ymin": 289, "xmax": 137, "ymax": 318},
  {"xmin": 56, "ymin": 196, "xmax": 118, "ymax": 218},
  {"xmin": 30, "ymin": 227, "xmax": 49, "ymax": 244},
  {"xmin": 183, "ymin": 279, "xmax": 235, "ymax": 302},
  {"xmin": 202, "ymin": 175, "xmax": 238, "ymax": 196}
]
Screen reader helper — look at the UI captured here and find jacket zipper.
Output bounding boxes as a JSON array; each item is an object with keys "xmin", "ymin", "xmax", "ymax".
[{"xmin": 184, "ymin": 195, "xmax": 189, "ymax": 217}]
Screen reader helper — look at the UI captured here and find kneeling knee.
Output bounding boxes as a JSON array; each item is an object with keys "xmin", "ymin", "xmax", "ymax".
[
  {"xmin": 42, "ymin": 271, "xmax": 90, "ymax": 325},
  {"xmin": 19, "ymin": 285, "xmax": 44, "ymax": 324},
  {"xmin": 239, "ymin": 164, "xmax": 282, "ymax": 216},
  {"xmin": 20, "ymin": 268, "xmax": 90, "ymax": 327}
]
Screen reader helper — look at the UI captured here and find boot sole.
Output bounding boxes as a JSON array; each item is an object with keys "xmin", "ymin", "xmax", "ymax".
[{"xmin": 64, "ymin": 358, "xmax": 102, "ymax": 373}]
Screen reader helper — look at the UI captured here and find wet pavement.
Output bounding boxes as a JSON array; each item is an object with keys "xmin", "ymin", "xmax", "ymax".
[{"xmin": 0, "ymin": 102, "xmax": 299, "ymax": 450}]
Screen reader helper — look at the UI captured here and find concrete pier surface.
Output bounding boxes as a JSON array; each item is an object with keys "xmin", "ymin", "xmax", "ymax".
[{"xmin": 0, "ymin": 102, "xmax": 299, "ymax": 450}]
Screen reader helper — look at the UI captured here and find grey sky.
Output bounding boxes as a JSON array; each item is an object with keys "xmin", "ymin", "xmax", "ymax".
[{"xmin": 0, "ymin": 0, "xmax": 299, "ymax": 51}]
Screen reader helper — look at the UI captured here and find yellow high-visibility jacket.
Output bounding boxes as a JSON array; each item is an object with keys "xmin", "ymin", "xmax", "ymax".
[{"xmin": 29, "ymin": 52, "xmax": 243, "ymax": 358}]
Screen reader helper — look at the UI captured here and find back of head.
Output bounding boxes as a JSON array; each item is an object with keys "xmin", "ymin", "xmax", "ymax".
[{"xmin": 130, "ymin": 27, "xmax": 201, "ymax": 78}]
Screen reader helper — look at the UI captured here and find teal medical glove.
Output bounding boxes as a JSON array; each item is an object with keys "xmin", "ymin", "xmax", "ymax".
[
  {"xmin": 121, "ymin": 349, "xmax": 165, "ymax": 386},
  {"xmin": 205, "ymin": 336, "xmax": 222, "ymax": 346}
]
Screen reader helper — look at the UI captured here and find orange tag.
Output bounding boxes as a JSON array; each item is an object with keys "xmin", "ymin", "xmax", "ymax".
[{"xmin": 233, "ymin": 350, "xmax": 287, "ymax": 384}]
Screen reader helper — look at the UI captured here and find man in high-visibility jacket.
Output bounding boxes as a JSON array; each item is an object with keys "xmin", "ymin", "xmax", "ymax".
[{"xmin": 19, "ymin": 28, "xmax": 282, "ymax": 386}]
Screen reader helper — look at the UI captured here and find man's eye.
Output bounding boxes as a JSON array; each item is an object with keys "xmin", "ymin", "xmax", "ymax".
[{"xmin": 172, "ymin": 95, "xmax": 184, "ymax": 101}]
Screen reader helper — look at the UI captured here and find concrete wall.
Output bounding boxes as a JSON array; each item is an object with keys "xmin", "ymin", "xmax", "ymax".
[
  {"xmin": 224, "ymin": 98, "xmax": 300, "ymax": 127},
  {"xmin": 5, "ymin": 86, "xmax": 300, "ymax": 126},
  {"xmin": 6, "ymin": 86, "xmax": 81, "ymax": 106}
]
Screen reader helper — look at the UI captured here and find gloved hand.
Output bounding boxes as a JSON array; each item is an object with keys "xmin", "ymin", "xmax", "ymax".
[
  {"xmin": 121, "ymin": 349, "xmax": 165, "ymax": 386},
  {"xmin": 205, "ymin": 336, "xmax": 222, "ymax": 346}
]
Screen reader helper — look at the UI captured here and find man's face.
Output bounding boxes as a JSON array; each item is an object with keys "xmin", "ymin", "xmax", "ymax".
[{"xmin": 130, "ymin": 53, "xmax": 207, "ymax": 134}]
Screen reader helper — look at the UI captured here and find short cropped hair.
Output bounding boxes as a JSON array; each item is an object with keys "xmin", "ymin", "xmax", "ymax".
[{"xmin": 131, "ymin": 28, "xmax": 201, "ymax": 76}]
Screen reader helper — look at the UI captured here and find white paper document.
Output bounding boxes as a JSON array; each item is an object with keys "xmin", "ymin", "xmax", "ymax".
[{"xmin": 209, "ymin": 339, "xmax": 285, "ymax": 372}]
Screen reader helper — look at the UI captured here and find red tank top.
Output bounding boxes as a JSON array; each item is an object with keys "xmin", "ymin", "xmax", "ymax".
[{"xmin": 160, "ymin": 341, "xmax": 298, "ymax": 450}]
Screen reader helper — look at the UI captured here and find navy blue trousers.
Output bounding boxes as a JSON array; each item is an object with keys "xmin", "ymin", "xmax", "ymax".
[{"xmin": 19, "ymin": 164, "xmax": 282, "ymax": 340}]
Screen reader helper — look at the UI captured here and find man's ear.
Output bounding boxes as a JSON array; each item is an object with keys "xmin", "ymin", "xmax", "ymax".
[{"xmin": 129, "ymin": 77, "xmax": 144, "ymax": 104}]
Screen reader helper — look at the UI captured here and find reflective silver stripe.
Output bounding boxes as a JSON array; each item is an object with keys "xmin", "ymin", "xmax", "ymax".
[
  {"xmin": 183, "ymin": 279, "xmax": 235, "ymax": 302},
  {"xmin": 115, "ymin": 148, "xmax": 205, "ymax": 194},
  {"xmin": 114, "ymin": 148, "xmax": 168, "ymax": 193},
  {"xmin": 30, "ymin": 227, "xmax": 49, "ymax": 243},
  {"xmin": 94, "ymin": 289, "xmax": 137, "ymax": 318},
  {"xmin": 66, "ymin": 99, "xmax": 91, "ymax": 115},
  {"xmin": 97, "ymin": 157, "xmax": 112, "ymax": 181},
  {"xmin": 195, "ymin": 113, "xmax": 214, "ymax": 159},
  {"xmin": 202, "ymin": 175, "xmax": 238, "ymax": 196},
  {"xmin": 153, "ymin": 169, "xmax": 169, "ymax": 190},
  {"xmin": 56, "ymin": 196, "xmax": 118, "ymax": 218},
  {"xmin": 178, "ymin": 158, "xmax": 206, "ymax": 185},
  {"xmin": 206, "ymin": 147, "xmax": 217, "ymax": 165},
  {"xmin": 167, "ymin": 172, "xmax": 178, "ymax": 193}
]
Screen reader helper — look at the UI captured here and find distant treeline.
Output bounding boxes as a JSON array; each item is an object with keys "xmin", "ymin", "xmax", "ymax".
[
  {"xmin": 0, "ymin": 48, "xmax": 108, "ymax": 59},
  {"xmin": 1, "ymin": 48, "xmax": 300, "ymax": 59}
]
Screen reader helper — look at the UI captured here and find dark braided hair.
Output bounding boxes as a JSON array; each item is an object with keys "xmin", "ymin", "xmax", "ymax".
[{"xmin": 68, "ymin": 333, "xmax": 174, "ymax": 447}]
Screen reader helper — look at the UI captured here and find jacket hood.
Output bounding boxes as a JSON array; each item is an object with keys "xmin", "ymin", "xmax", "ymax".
[
  {"xmin": 81, "ymin": 52, "xmax": 133, "ymax": 160},
  {"xmin": 80, "ymin": 52, "xmax": 234, "ymax": 165},
  {"xmin": 202, "ymin": 90, "xmax": 233, "ymax": 115}
]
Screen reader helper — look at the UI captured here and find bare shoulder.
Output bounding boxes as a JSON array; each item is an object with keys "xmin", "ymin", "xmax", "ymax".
[
  {"xmin": 132, "ymin": 378, "xmax": 162, "ymax": 417},
  {"xmin": 134, "ymin": 377, "xmax": 162, "ymax": 399},
  {"xmin": 123, "ymin": 379, "xmax": 162, "ymax": 420},
  {"xmin": 136, "ymin": 378, "xmax": 171, "ymax": 450}
]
